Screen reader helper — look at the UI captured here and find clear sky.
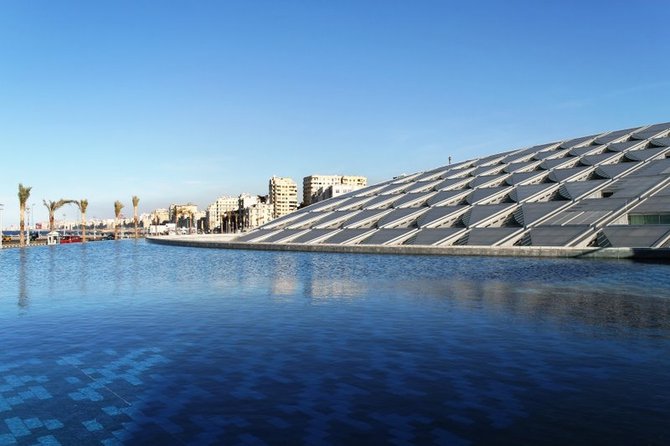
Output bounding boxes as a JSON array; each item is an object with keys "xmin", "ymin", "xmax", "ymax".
[{"xmin": 1, "ymin": 0, "xmax": 669, "ymax": 227}]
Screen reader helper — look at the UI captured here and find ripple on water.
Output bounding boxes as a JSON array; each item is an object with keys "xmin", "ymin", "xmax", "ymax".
[{"xmin": 0, "ymin": 241, "xmax": 669, "ymax": 444}]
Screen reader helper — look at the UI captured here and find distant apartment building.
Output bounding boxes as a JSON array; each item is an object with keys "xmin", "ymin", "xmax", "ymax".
[
  {"xmin": 233, "ymin": 193, "xmax": 272, "ymax": 232},
  {"xmin": 139, "ymin": 212, "xmax": 154, "ymax": 228},
  {"xmin": 269, "ymin": 176, "xmax": 298, "ymax": 219},
  {"xmin": 206, "ymin": 194, "xmax": 275, "ymax": 233},
  {"xmin": 150, "ymin": 208, "xmax": 170, "ymax": 225},
  {"xmin": 194, "ymin": 210, "xmax": 207, "ymax": 232},
  {"xmin": 312, "ymin": 183, "xmax": 365, "ymax": 204},
  {"xmin": 241, "ymin": 196, "xmax": 273, "ymax": 230},
  {"xmin": 206, "ymin": 196, "xmax": 239, "ymax": 232},
  {"xmin": 169, "ymin": 203, "xmax": 198, "ymax": 228},
  {"xmin": 302, "ymin": 175, "xmax": 367, "ymax": 206},
  {"xmin": 341, "ymin": 175, "xmax": 368, "ymax": 188},
  {"xmin": 238, "ymin": 193, "xmax": 259, "ymax": 210}
]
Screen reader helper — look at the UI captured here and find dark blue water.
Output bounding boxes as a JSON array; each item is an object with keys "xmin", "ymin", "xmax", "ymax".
[{"xmin": 0, "ymin": 241, "xmax": 669, "ymax": 445}]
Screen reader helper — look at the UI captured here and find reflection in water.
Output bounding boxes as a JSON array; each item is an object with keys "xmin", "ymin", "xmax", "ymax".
[
  {"xmin": 0, "ymin": 242, "xmax": 669, "ymax": 445},
  {"xmin": 302, "ymin": 254, "xmax": 368, "ymax": 300},
  {"xmin": 385, "ymin": 277, "xmax": 670, "ymax": 331},
  {"xmin": 47, "ymin": 245, "xmax": 56, "ymax": 297},
  {"xmin": 263, "ymin": 252, "xmax": 670, "ymax": 327},
  {"xmin": 113, "ymin": 241, "xmax": 123, "ymax": 293},
  {"xmin": 129, "ymin": 240, "xmax": 140, "ymax": 293},
  {"xmin": 79, "ymin": 243, "xmax": 89, "ymax": 295},
  {"xmin": 270, "ymin": 253, "xmax": 299, "ymax": 296},
  {"xmin": 267, "ymin": 253, "xmax": 371, "ymax": 299},
  {"xmin": 18, "ymin": 249, "xmax": 28, "ymax": 309},
  {"xmin": 307, "ymin": 279, "xmax": 367, "ymax": 300}
]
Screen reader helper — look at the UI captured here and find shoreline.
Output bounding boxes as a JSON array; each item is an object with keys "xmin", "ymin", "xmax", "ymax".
[{"xmin": 146, "ymin": 234, "xmax": 670, "ymax": 261}]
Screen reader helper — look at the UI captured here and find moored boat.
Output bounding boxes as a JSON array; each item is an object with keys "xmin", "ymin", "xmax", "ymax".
[{"xmin": 60, "ymin": 235, "xmax": 83, "ymax": 244}]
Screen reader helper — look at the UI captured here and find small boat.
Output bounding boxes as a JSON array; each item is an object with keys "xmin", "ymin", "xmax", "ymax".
[{"xmin": 60, "ymin": 235, "xmax": 83, "ymax": 244}]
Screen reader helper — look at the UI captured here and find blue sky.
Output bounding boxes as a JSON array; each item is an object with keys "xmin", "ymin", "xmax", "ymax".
[{"xmin": 1, "ymin": 0, "xmax": 669, "ymax": 227}]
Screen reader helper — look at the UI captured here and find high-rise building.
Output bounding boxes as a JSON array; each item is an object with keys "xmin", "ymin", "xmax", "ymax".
[
  {"xmin": 302, "ymin": 175, "xmax": 367, "ymax": 206},
  {"xmin": 269, "ymin": 176, "xmax": 298, "ymax": 218}
]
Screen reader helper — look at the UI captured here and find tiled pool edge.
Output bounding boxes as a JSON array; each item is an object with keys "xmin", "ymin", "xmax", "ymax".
[{"xmin": 146, "ymin": 236, "xmax": 670, "ymax": 261}]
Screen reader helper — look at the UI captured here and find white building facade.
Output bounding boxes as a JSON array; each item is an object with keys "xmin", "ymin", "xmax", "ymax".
[
  {"xmin": 302, "ymin": 175, "xmax": 367, "ymax": 206},
  {"xmin": 269, "ymin": 176, "xmax": 298, "ymax": 219},
  {"xmin": 312, "ymin": 183, "xmax": 365, "ymax": 204},
  {"xmin": 206, "ymin": 196, "xmax": 239, "ymax": 232}
]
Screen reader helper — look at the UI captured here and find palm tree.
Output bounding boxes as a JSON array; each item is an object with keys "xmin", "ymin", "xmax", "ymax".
[
  {"xmin": 76, "ymin": 199, "xmax": 89, "ymax": 243},
  {"xmin": 43, "ymin": 199, "xmax": 73, "ymax": 232},
  {"xmin": 114, "ymin": 200, "xmax": 124, "ymax": 240},
  {"xmin": 174, "ymin": 206, "xmax": 186, "ymax": 231},
  {"xmin": 18, "ymin": 184, "xmax": 32, "ymax": 247},
  {"xmin": 132, "ymin": 195, "xmax": 140, "ymax": 239}
]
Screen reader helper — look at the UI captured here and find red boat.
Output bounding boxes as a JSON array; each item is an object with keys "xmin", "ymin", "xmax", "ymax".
[{"xmin": 60, "ymin": 235, "xmax": 83, "ymax": 244}]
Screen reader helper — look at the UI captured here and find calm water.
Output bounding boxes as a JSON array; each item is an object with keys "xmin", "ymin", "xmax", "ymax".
[{"xmin": 0, "ymin": 241, "xmax": 669, "ymax": 445}]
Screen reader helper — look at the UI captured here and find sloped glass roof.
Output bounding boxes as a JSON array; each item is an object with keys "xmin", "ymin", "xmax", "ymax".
[
  {"xmin": 341, "ymin": 209, "xmax": 392, "ymax": 228},
  {"xmin": 376, "ymin": 208, "xmax": 426, "ymax": 228},
  {"xmin": 292, "ymin": 229, "xmax": 338, "ymax": 244},
  {"xmin": 525, "ymin": 226, "xmax": 593, "ymax": 246},
  {"xmin": 415, "ymin": 206, "xmax": 468, "ymax": 228},
  {"xmin": 403, "ymin": 228, "xmax": 464, "ymax": 246},
  {"xmin": 358, "ymin": 228, "xmax": 416, "ymax": 245},
  {"xmin": 262, "ymin": 229, "xmax": 308, "ymax": 243},
  {"xmin": 463, "ymin": 228, "xmax": 522, "ymax": 246},
  {"xmin": 517, "ymin": 202, "xmax": 570, "ymax": 226},
  {"xmin": 510, "ymin": 183, "xmax": 558, "ymax": 203},
  {"xmin": 599, "ymin": 226, "xmax": 670, "ymax": 248},
  {"xmin": 320, "ymin": 229, "xmax": 374, "ymax": 245},
  {"xmin": 392, "ymin": 191, "xmax": 436, "ymax": 208},
  {"xmin": 234, "ymin": 123, "xmax": 670, "ymax": 249}
]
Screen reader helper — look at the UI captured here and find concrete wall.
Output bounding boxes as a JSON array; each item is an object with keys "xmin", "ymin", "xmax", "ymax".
[{"xmin": 146, "ymin": 236, "xmax": 670, "ymax": 261}]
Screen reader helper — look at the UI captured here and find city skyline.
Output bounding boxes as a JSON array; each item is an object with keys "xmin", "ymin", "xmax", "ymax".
[{"xmin": 2, "ymin": 1, "xmax": 670, "ymax": 226}]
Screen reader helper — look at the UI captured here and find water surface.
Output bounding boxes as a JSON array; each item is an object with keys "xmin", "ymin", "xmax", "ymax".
[{"xmin": 0, "ymin": 241, "xmax": 669, "ymax": 445}]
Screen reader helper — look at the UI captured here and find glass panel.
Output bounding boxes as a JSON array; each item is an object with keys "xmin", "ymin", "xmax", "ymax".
[{"xmin": 628, "ymin": 214, "xmax": 670, "ymax": 225}]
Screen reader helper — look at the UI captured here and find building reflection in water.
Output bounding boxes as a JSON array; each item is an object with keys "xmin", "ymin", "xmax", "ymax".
[
  {"xmin": 383, "ymin": 275, "xmax": 670, "ymax": 331},
  {"xmin": 270, "ymin": 253, "xmax": 300, "ymax": 297},
  {"xmin": 265, "ymin": 253, "xmax": 369, "ymax": 300},
  {"xmin": 304, "ymin": 254, "xmax": 368, "ymax": 300},
  {"xmin": 16, "ymin": 243, "xmax": 669, "ymax": 333}
]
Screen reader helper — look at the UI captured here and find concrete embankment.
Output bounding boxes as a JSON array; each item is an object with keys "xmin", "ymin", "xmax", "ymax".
[{"xmin": 146, "ymin": 235, "xmax": 670, "ymax": 261}]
